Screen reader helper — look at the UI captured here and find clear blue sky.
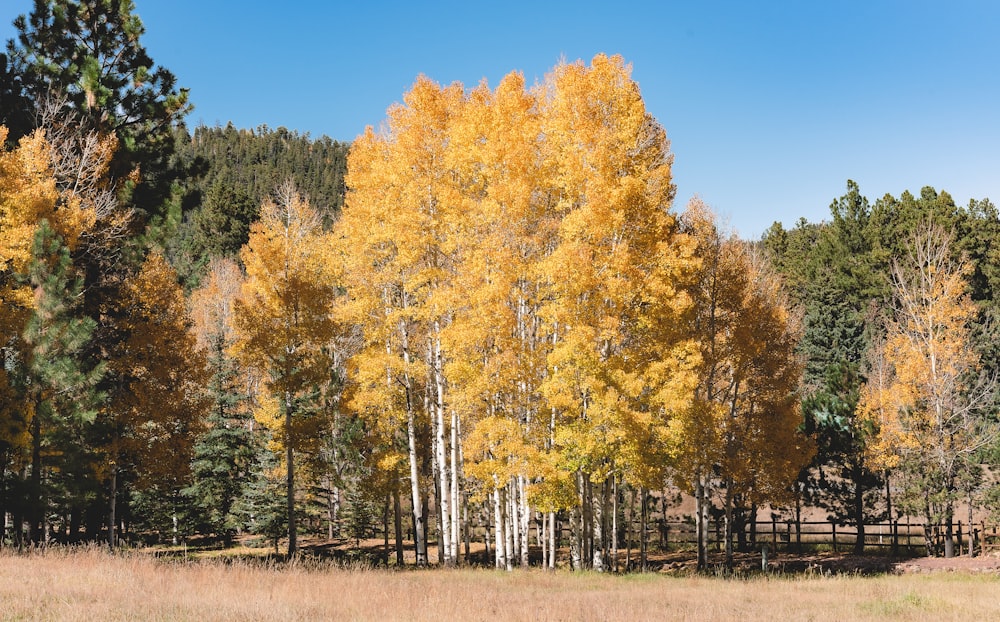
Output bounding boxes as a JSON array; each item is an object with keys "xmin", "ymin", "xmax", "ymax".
[{"xmin": 3, "ymin": 1, "xmax": 999, "ymax": 238}]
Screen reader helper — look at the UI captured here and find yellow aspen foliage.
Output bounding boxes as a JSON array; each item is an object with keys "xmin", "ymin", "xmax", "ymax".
[
  {"xmin": 677, "ymin": 198, "xmax": 809, "ymax": 568},
  {"xmin": 230, "ymin": 183, "xmax": 340, "ymax": 555},
  {"xmin": 858, "ymin": 223, "xmax": 993, "ymax": 472},
  {"xmin": 537, "ymin": 55, "xmax": 698, "ymax": 493},
  {"xmin": 0, "ymin": 127, "xmax": 60, "ymax": 316},
  {"xmin": 339, "ymin": 55, "xmax": 701, "ymax": 569},
  {"xmin": 722, "ymin": 249, "xmax": 811, "ymax": 506},
  {"xmin": 231, "ymin": 185, "xmax": 339, "ymax": 393},
  {"xmin": 108, "ymin": 251, "xmax": 208, "ymax": 490}
]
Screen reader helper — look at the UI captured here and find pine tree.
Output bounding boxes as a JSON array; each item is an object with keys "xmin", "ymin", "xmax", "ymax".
[
  {"xmin": 22, "ymin": 220, "xmax": 104, "ymax": 543},
  {"xmin": 183, "ymin": 329, "xmax": 256, "ymax": 544},
  {"xmin": 178, "ymin": 258, "xmax": 256, "ymax": 542},
  {"xmin": 4, "ymin": 0, "xmax": 192, "ymax": 230}
]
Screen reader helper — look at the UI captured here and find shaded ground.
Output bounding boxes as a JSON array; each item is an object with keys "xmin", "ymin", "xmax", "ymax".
[{"xmin": 148, "ymin": 535, "xmax": 1000, "ymax": 576}]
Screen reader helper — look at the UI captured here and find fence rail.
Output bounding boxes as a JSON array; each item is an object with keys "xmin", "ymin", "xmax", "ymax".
[{"xmin": 607, "ymin": 518, "xmax": 1000, "ymax": 556}]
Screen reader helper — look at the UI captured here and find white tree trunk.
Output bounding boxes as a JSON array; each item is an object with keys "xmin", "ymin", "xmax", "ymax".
[
  {"xmin": 592, "ymin": 477, "xmax": 605, "ymax": 572},
  {"xmin": 612, "ymin": 476, "xmax": 619, "ymax": 572},
  {"xmin": 518, "ymin": 475, "xmax": 530, "ymax": 567},
  {"xmin": 451, "ymin": 410, "xmax": 461, "ymax": 562},
  {"xmin": 400, "ymin": 322, "xmax": 426, "ymax": 566},
  {"xmin": 432, "ymin": 329, "xmax": 452, "ymax": 566},
  {"xmin": 548, "ymin": 511, "xmax": 556, "ymax": 569},
  {"xmin": 493, "ymin": 486, "xmax": 506, "ymax": 569}
]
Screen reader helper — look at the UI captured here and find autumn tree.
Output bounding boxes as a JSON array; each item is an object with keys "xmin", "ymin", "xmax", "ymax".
[
  {"xmin": 859, "ymin": 222, "xmax": 997, "ymax": 557},
  {"xmin": 3, "ymin": 0, "xmax": 192, "ymax": 231},
  {"xmin": 0, "ymin": 126, "xmax": 60, "ymax": 543},
  {"xmin": 677, "ymin": 199, "xmax": 810, "ymax": 571},
  {"xmin": 0, "ymin": 125, "xmax": 109, "ymax": 544},
  {"xmin": 533, "ymin": 56, "xmax": 699, "ymax": 572},
  {"xmin": 231, "ymin": 183, "xmax": 340, "ymax": 556},
  {"xmin": 340, "ymin": 54, "xmax": 700, "ymax": 570},
  {"xmin": 102, "ymin": 251, "xmax": 206, "ymax": 547}
]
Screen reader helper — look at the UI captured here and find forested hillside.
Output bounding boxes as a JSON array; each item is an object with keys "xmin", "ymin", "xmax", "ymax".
[
  {"xmin": 0, "ymin": 1, "xmax": 997, "ymax": 569},
  {"xmin": 167, "ymin": 124, "xmax": 349, "ymax": 287}
]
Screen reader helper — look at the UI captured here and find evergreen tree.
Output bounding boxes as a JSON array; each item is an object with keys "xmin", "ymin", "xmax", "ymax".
[
  {"xmin": 3, "ymin": 0, "xmax": 192, "ymax": 230},
  {"xmin": 183, "ymin": 329, "xmax": 256, "ymax": 544},
  {"xmin": 22, "ymin": 220, "xmax": 104, "ymax": 543},
  {"xmin": 769, "ymin": 182, "xmax": 889, "ymax": 554}
]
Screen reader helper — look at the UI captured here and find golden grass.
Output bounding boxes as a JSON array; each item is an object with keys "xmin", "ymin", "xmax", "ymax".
[{"xmin": 1, "ymin": 548, "xmax": 998, "ymax": 621}]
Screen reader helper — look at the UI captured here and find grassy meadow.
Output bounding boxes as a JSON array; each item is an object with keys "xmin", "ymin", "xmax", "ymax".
[{"xmin": 1, "ymin": 548, "xmax": 998, "ymax": 621}]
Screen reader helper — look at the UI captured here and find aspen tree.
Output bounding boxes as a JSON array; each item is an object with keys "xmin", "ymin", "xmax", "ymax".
[
  {"xmin": 231, "ymin": 184, "xmax": 339, "ymax": 556},
  {"xmin": 677, "ymin": 199, "xmax": 809, "ymax": 571},
  {"xmin": 858, "ymin": 222, "xmax": 997, "ymax": 557},
  {"xmin": 341, "ymin": 55, "xmax": 699, "ymax": 570},
  {"xmin": 537, "ymin": 54, "xmax": 697, "ymax": 570}
]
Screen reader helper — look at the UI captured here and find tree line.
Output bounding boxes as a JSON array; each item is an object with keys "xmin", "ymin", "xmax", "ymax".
[{"xmin": 1, "ymin": 1, "xmax": 997, "ymax": 569}]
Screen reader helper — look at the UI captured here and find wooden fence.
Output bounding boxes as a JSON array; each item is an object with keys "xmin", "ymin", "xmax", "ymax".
[{"xmin": 625, "ymin": 518, "xmax": 1000, "ymax": 555}]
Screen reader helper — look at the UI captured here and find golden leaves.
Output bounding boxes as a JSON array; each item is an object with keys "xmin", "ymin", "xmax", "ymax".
[
  {"xmin": 339, "ymin": 54, "xmax": 701, "ymax": 502},
  {"xmin": 858, "ymin": 223, "xmax": 989, "ymax": 471},
  {"xmin": 672, "ymin": 199, "xmax": 810, "ymax": 503},
  {"xmin": 229, "ymin": 182, "xmax": 341, "ymax": 462},
  {"xmin": 0, "ymin": 128, "xmax": 59, "ymax": 314},
  {"xmin": 109, "ymin": 251, "xmax": 208, "ymax": 488}
]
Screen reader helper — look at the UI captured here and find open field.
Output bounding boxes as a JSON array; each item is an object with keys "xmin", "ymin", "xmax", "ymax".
[{"xmin": 1, "ymin": 548, "xmax": 999, "ymax": 621}]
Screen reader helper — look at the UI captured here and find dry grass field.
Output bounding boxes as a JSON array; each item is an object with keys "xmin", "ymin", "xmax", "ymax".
[{"xmin": 1, "ymin": 548, "xmax": 998, "ymax": 621}]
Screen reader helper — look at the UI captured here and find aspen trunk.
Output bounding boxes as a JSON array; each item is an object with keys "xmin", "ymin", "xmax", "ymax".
[
  {"xmin": 285, "ymin": 389, "xmax": 297, "ymax": 557},
  {"xmin": 432, "ymin": 331, "xmax": 452, "ymax": 566},
  {"xmin": 517, "ymin": 475, "xmax": 531, "ymax": 568},
  {"xmin": 695, "ymin": 473, "xmax": 708, "ymax": 571},
  {"xmin": 540, "ymin": 510, "xmax": 547, "ymax": 567},
  {"xmin": 569, "ymin": 504, "xmax": 582, "ymax": 571},
  {"xmin": 592, "ymin": 477, "xmax": 605, "ymax": 572},
  {"xmin": 625, "ymin": 487, "xmax": 632, "ymax": 570},
  {"xmin": 508, "ymin": 479, "xmax": 519, "ymax": 564},
  {"xmin": 483, "ymin": 501, "xmax": 491, "ymax": 564},
  {"xmin": 401, "ymin": 323, "xmax": 426, "ymax": 566},
  {"xmin": 503, "ymin": 486, "xmax": 514, "ymax": 570},
  {"xmin": 451, "ymin": 410, "xmax": 461, "ymax": 562},
  {"xmin": 612, "ymin": 476, "xmax": 619, "ymax": 572},
  {"xmin": 463, "ymin": 492, "xmax": 471, "ymax": 562},
  {"xmin": 548, "ymin": 511, "xmax": 556, "ymax": 569},
  {"xmin": 640, "ymin": 486, "xmax": 648, "ymax": 572},
  {"xmin": 393, "ymin": 488, "xmax": 404, "ymax": 566},
  {"xmin": 583, "ymin": 474, "xmax": 593, "ymax": 568},
  {"xmin": 494, "ymin": 486, "xmax": 508, "ymax": 569}
]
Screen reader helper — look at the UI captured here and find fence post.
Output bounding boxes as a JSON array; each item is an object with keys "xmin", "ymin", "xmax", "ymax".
[
  {"xmin": 771, "ymin": 519, "xmax": 777, "ymax": 550},
  {"xmin": 831, "ymin": 521, "xmax": 837, "ymax": 553},
  {"xmin": 889, "ymin": 518, "xmax": 899, "ymax": 557},
  {"xmin": 957, "ymin": 521, "xmax": 963, "ymax": 556}
]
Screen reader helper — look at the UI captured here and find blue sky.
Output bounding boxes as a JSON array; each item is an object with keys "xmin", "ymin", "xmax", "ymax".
[{"xmin": 3, "ymin": 1, "xmax": 999, "ymax": 238}]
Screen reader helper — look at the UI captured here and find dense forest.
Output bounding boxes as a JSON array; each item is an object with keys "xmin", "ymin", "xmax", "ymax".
[{"xmin": 1, "ymin": 1, "xmax": 997, "ymax": 571}]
